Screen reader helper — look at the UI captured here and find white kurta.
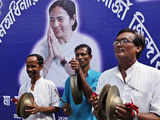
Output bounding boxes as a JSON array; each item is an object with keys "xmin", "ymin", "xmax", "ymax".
[
  {"xmin": 96, "ymin": 61, "xmax": 160, "ymax": 115},
  {"xmin": 19, "ymin": 32, "xmax": 102, "ymax": 87},
  {"xmin": 18, "ymin": 77, "xmax": 60, "ymax": 120}
]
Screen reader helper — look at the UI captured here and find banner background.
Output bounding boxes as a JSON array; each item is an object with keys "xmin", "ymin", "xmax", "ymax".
[{"xmin": 0, "ymin": 0, "xmax": 160, "ymax": 119}]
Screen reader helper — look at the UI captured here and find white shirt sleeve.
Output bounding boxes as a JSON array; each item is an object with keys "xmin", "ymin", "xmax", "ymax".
[{"xmin": 50, "ymin": 81, "xmax": 60, "ymax": 107}]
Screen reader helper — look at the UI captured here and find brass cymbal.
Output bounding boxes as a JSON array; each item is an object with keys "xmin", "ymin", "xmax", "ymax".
[
  {"xmin": 98, "ymin": 84, "xmax": 111, "ymax": 120},
  {"xmin": 99, "ymin": 84, "xmax": 111, "ymax": 105},
  {"xmin": 16, "ymin": 92, "xmax": 34, "ymax": 119},
  {"xmin": 70, "ymin": 74, "xmax": 82, "ymax": 104},
  {"xmin": 106, "ymin": 85, "xmax": 122, "ymax": 120}
]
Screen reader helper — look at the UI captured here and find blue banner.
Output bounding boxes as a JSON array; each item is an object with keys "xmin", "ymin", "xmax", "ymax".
[{"xmin": 0, "ymin": 0, "xmax": 160, "ymax": 119}]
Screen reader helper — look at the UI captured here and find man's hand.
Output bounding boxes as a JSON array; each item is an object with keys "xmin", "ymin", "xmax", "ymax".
[
  {"xmin": 115, "ymin": 104, "xmax": 133, "ymax": 120},
  {"xmin": 69, "ymin": 58, "xmax": 81, "ymax": 72},
  {"xmin": 89, "ymin": 93, "xmax": 99, "ymax": 109},
  {"xmin": 62, "ymin": 103, "xmax": 72, "ymax": 116},
  {"xmin": 25, "ymin": 102, "xmax": 40, "ymax": 114},
  {"xmin": 90, "ymin": 94, "xmax": 106, "ymax": 120}
]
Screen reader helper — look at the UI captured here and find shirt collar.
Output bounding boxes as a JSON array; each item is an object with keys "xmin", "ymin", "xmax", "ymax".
[
  {"xmin": 30, "ymin": 77, "xmax": 43, "ymax": 86},
  {"xmin": 126, "ymin": 61, "xmax": 139, "ymax": 75},
  {"xmin": 115, "ymin": 61, "xmax": 139, "ymax": 82}
]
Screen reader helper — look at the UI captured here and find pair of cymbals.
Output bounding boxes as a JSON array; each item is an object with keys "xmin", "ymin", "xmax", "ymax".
[
  {"xmin": 99, "ymin": 84, "xmax": 122, "ymax": 120},
  {"xmin": 70, "ymin": 74, "xmax": 82, "ymax": 104},
  {"xmin": 16, "ymin": 92, "xmax": 34, "ymax": 119}
]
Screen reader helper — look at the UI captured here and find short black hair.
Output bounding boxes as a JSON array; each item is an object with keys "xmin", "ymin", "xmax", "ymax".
[
  {"xmin": 27, "ymin": 54, "xmax": 44, "ymax": 66},
  {"xmin": 49, "ymin": 0, "xmax": 77, "ymax": 31},
  {"xmin": 117, "ymin": 28, "xmax": 145, "ymax": 59},
  {"xmin": 74, "ymin": 44, "xmax": 92, "ymax": 57}
]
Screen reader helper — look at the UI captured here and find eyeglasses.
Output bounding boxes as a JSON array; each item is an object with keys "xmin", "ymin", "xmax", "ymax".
[{"xmin": 113, "ymin": 38, "xmax": 134, "ymax": 46}]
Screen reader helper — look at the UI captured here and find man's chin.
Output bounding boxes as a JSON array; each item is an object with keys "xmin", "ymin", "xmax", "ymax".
[
  {"xmin": 115, "ymin": 53, "xmax": 125, "ymax": 58},
  {"xmin": 28, "ymin": 76, "xmax": 32, "ymax": 79},
  {"xmin": 80, "ymin": 64, "xmax": 87, "ymax": 69},
  {"xmin": 27, "ymin": 74, "xmax": 34, "ymax": 79},
  {"xmin": 115, "ymin": 54, "xmax": 127, "ymax": 60}
]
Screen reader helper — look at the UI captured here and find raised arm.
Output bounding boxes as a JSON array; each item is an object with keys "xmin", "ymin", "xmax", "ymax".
[{"xmin": 69, "ymin": 58, "xmax": 93, "ymax": 101}]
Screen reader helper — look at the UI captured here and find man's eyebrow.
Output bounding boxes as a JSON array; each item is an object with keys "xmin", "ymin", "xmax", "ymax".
[{"xmin": 116, "ymin": 37, "xmax": 128, "ymax": 41}]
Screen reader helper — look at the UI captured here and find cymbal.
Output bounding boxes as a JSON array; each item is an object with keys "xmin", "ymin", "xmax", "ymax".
[
  {"xmin": 98, "ymin": 84, "xmax": 111, "ymax": 119},
  {"xmin": 106, "ymin": 85, "xmax": 122, "ymax": 120},
  {"xmin": 16, "ymin": 92, "xmax": 34, "ymax": 119},
  {"xmin": 99, "ymin": 84, "xmax": 111, "ymax": 104},
  {"xmin": 70, "ymin": 74, "xmax": 82, "ymax": 104}
]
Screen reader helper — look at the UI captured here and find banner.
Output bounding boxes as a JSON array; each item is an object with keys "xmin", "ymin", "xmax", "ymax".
[{"xmin": 0, "ymin": 0, "xmax": 160, "ymax": 119}]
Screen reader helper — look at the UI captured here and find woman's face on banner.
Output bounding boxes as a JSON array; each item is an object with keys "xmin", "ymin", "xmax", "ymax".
[{"xmin": 49, "ymin": 6, "xmax": 74, "ymax": 40}]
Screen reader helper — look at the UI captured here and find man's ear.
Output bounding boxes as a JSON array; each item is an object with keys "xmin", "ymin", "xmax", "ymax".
[
  {"xmin": 90, "ymin": 54, "xmax": 92, "ymax": 59},
  {"xmin": 40, "ymin": 64, "xmax": 44, "ymax": 70},
  {"xmin": 136, "ymin": 46, "xmax": 142, "ymax": 54}
]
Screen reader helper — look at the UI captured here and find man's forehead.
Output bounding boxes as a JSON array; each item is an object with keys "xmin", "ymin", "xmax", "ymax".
[
  {"xmin": 26, "ymin": 60, "xmax": 39, "ymax": 66},
  {"xmin": 76, "ymin": 47, "xmax": 88, "ymax": 53},
  {"xmin": 117, "ymin": 32, "xmax": 135, "ymax": 40},
  {"xmin": 27, "ymin": 56, "xmax": 37, "ymax": 62}
]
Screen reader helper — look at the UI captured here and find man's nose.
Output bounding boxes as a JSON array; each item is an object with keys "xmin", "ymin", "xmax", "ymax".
[
  {"xmin": 27, "ymin": 67, "xmax": 32, "ymax": 71},
  {"xmin": 78, "ymin": 55, "xmax": 83, "ymax": 59}
]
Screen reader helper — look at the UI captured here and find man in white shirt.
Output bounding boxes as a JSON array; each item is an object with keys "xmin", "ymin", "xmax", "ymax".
[
  {"xmin": 18, "ymin": 54, "xmax": 60, "ymax": 120},
  {"xmin": 94, "ymin": 28, "xmax": 160, "ymax": 120}
]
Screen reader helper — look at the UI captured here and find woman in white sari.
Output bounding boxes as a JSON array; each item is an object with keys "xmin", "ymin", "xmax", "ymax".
[{"xmin": 19, "ymin": 0, "xmax": 102, "ymax": 87}]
